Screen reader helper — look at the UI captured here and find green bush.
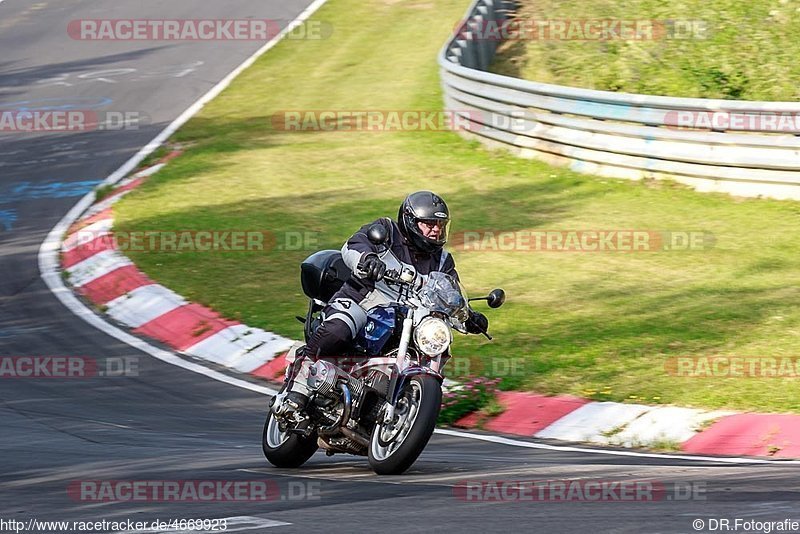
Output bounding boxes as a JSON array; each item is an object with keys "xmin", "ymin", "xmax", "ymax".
[
  {"xmin": 493, "ymin": 0, "xmax": 800, "ymax": 100},
  {"xmin": 438, "ymin": 377, "xmax": 502, "ymax": 425}
]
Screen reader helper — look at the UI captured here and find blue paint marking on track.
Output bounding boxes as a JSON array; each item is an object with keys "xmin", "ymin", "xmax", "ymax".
[
  {"xmin": 0, "ymin": 326, "xmax": 48, "ymax": 338},
  {"xmin": 1, "ymin": 97, "xmax": 114, "ymax": 111},
  {"xmin": 0, "ymin": 209, "xmax": 17, "ymax": 231},
  {"xmin": 0, "ymin": 180, "xmax": 103, "ymax": 204}
]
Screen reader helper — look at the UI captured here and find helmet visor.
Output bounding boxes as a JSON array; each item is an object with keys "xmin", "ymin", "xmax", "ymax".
[{"xmin": 416, "ymin": 218, "xmax": 450, "ymax": 245}]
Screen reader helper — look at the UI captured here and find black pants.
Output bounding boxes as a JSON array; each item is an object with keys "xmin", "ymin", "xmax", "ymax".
[
  {"xmin": 304, "ymin": 295, "xmax": 368, "ymax": 358},
  {"xmin": 304, "ymin": 315, "xmax": 354, "ymax": 360},
  {"xmin": 286, "ymin": 310, "xmax": 355, "ymax": 393}
]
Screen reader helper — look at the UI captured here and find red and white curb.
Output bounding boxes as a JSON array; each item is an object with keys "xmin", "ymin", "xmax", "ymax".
[
  {"xmin": 455, "ymin": 391, "xmax": 800, "ymax": 458},
  {"xmin": 60, "ymin": 156, "xmax": 294, "ymax": 380}
]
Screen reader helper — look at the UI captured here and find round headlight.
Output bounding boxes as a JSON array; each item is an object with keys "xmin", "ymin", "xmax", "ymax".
[{"xmin": 414, "ymin": 317, "xmax": 452, "ymax": 356}]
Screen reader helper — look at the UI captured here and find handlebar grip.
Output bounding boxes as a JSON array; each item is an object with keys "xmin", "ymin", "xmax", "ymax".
[{"xmin": 383, "ymin": 269, "xmax": 402, "ymax": 283}]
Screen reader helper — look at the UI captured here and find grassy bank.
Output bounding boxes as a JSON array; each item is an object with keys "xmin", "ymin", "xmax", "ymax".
[
  {"xmin": 114, "ymin": 0, "xmax": 800, "ymax": 413},
  {"xmin": 492, "ymin": 0, "xmax": 800, "ymax": 100}
]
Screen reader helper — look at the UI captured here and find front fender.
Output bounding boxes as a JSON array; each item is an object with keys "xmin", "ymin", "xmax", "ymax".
[{"xmin": 390, "ymin": 366, "xmax": 443, "ymax": 404}]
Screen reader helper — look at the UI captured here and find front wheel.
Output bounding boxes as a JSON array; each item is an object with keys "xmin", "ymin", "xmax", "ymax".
[
  {"xmin": 262, "ymin": 408, "xmax": 318, "ymax": 468},
  {"xmin": 368, "ymin": 374, "xmax": 442, "ymax": 475}
]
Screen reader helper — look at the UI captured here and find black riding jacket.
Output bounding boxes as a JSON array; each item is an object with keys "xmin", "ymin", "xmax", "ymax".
[{"xmin": 335, "ymin": 217, "xmax": 458, "ymax": 306}]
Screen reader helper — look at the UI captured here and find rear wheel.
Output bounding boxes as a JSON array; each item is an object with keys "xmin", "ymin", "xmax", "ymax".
[{"xmin": 368, "ymin": 374, "xmax": 441, "ymax": 475}]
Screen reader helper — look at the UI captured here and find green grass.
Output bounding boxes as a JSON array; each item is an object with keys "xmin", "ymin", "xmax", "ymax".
[
  {"xmin": 114, "ymin": 0, "xmax": 800, "ymax": 413},
  {"xmin": 94, "ymin": 184, "xmax": 116, "ymax": 203},
  {"xmin": 628, "ymin": 437, "xmax": 683, "ymax": 452},
  {"xmin": 492, "ymin": 0, "xmax": 800, "ymax": 100},
  {"xmin": 139, "ymin": 144, "xmax": 174, "ymax": 169}
]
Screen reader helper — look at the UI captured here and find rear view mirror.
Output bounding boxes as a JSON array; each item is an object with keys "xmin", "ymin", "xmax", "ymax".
[
  {"xmin": 367, "ymin": 223, "xmax": 389, "ymax": 246},
  {"xmin": 487, "ymin": 289, "xmax": 505, "ymax": 308},
  {"xmin": 469, "ymin": 288, "xmax": 506, "ymax": 308}
]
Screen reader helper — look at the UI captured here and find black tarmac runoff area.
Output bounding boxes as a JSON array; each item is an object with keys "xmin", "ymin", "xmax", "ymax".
[{"xmin": 1, "ymin": 1, "xmax": 799, "ymax": 533}]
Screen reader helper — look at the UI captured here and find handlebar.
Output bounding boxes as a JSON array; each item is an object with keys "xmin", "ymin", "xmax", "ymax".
[
  {"xmin": 382, "ymin": 269, "xmax": 495, "ymax": 341},
  {"xmin": 382, "ymin": 269, "xmax": 412, "ymax": 286}
]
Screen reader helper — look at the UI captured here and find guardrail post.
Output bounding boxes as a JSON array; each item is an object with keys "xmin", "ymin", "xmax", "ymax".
[
  {"xmin": 459, "ymin": 32, "xmax": 478, "ymax": 70},
  {"xmin": 472, "ymin": 15, "xmax": 489, "ymax": 70}
]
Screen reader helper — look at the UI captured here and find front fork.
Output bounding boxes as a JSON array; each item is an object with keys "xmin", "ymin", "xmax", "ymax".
[
  {"xmin": 383, "ymin": 308, "xmax": 414, "ymax": 423},
  {"xmin": 382, "ymin": 309, "xmax": 443, "ymax": 423}
]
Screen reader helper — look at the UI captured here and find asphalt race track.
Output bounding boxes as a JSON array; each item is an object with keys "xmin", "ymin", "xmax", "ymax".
[{"xmin": 1, "ymin": 2, "xmax": 799, "ymax": 533}]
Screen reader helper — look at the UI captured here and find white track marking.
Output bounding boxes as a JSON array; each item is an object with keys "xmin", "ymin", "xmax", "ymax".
[
  {"xmin": 215, "ymin": 517, "xmax": 291, "ymax": 532},
  {"xmin": 36, "ymin": 0, "xmax": 800, "ymax": 466},
  {"xmin": 129, "ymin": 163, "xmax": 165, "ymax": 179},
  {"xmin": 114, "ymin": 516, "xmax": 291, "ymax": 533},
  {"xmin": 80, "ymin": 188, "xmax": 132, "ymax": 218},
  {"xmin": 434, "ymin": 428, "xmax": 800, "ymax": 465}
]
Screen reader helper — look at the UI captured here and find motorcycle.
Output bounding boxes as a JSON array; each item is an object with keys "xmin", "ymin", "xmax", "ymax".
[{"xmin": 262, "ymin": 224, "xmax": 505, "ymax": 475}]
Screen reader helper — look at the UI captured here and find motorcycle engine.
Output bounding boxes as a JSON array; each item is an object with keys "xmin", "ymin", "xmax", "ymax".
[
  {"xmin": 307, "ymin": 360, "xmax": 339, "ymax": 396},
  {"xmin": 307, "ymin": 360, "xmax": 363, "ymax": 400}
]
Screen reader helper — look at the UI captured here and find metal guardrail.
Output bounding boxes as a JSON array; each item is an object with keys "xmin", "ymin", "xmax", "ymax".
[{"xmin": 439, "ymin": 0, "xmax": 800, "ymax": 200}]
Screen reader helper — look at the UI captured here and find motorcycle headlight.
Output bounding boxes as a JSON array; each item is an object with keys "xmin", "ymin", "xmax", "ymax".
[{"xmin": 414, "ymin": 317, "xmax": 452, "ymax": 356}]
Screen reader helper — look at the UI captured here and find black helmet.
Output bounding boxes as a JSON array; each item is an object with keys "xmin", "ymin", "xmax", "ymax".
[{"xmin": 398, "ymin": 191, "xmax": 451, "ymax": 254}]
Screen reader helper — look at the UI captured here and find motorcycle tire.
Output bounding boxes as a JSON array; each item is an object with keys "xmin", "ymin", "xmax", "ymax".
[
  {"xmin": 368, "ymin": 374, "xmax": 442, "ymax": 475},
  {"xmin": 262, "ymin": 402, "xmax": 318, "ymax": 468}
]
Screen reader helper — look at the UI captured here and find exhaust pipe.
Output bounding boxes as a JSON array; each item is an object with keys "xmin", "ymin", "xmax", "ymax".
[
  {"xmin": 318, "ymin": 382, "xmax": 352, "ymax": 435},
  {"xmin": 341, "ymin": 427, "xmax": 369, "ymax": 448}
]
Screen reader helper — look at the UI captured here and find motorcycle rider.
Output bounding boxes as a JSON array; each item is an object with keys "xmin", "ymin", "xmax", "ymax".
[{"xmin": 278, "ymin": 190, "xmax": 489, "ymax": 416}]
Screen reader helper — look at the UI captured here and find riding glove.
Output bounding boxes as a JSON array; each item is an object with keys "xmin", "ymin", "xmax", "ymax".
[
  {"xmin": 465, "ymin": 309, "xmax": 489, "ymax": 335},
  {"xmin": 357, "ymin": 253, "xmax": 386, "ymax": 282}
]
